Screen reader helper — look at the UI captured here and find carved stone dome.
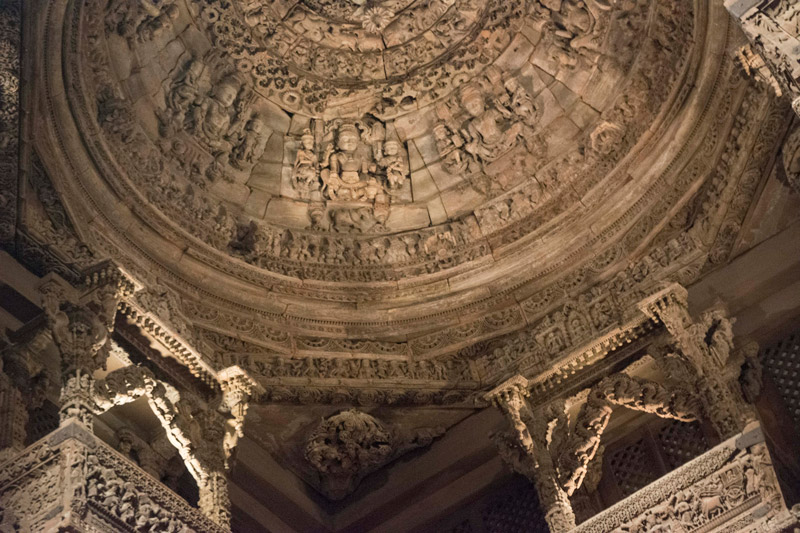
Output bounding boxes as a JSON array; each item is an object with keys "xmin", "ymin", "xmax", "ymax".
[
  {"xmin": 32, "ymin": 0, "xmax": 767, "ymax": 403},
  {"xmin": 6, "ymin": 0, "xmax": 800, "ymax": 526}
]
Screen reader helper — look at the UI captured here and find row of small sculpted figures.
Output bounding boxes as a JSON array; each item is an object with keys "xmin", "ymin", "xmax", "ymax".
[{"xmin": 232, "ymin": 354, "xmax": 474, "ymax": 381}]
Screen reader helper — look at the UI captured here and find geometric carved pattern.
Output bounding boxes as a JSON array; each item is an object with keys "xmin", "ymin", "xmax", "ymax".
[
  {"xmin": 762, "ymin": 331, "xmax": 800, "ymax": 425},
  {"xmin": 451, "ymin": 519, "xmax": 474, "ymax": 533},
  {"xmin": 25, "ymin": 401, "xmax": 60, "ymax": 445},
  {"xmin": 479, "ymin": 478, "xmax": 547, "ymax": 533},
  {"xmin": 655, "ymin": 420, "xmax": 709, "ymax": 471},
  {"xmin": 434, "ymin": 475, "xmax": 548, "ymax": 533},
  {"xmin": 605, "ymin": 438, "xmax": 660, "ymax": 499}
]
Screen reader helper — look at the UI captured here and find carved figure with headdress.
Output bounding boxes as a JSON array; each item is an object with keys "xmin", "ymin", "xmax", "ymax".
[
  {"xmin": 459, "ymin": 84, "xmax": 523, "ymax": 164},
  {"xmin": 320, "ymin": 122, "xmax": 375, "ymax": 201},
  {"xmin": 378, "ymin": 137, "xmax": 409, "ymax": 189},
  {"xmin": 292, "ymin": 128, "xmax": 320, "ymax": 194},
  {"xmin": 189, "ymin": 76, "xmax": 241, "ymax": 151}
]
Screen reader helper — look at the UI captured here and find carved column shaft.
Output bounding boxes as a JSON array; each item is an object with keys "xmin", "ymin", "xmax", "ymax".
[
  {"xmin": 39, "ymin": 270, "xmax": 132, "ymax": 429},
  {"xmin": 639, "ymin": 285, "xmax": 750, "ymax": 440},
  {"xmin": 486, "ymin": 376, "xmax": 576, "ymax": 533},
  {"xmin": 198, "ymin": 471, "xmax": 231, "ymax": 527}
]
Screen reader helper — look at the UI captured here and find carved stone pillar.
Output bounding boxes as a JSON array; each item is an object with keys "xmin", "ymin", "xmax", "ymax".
[
  {"xmin": 38, "ymin": 268, "xmax": 133, "ymax": 429},
  {"xmin": 40, "ymin": 282, "xmax": 104, "ymax": 429},
  {"xmin": 486, "ymin": 376, "xmax": 576, "ymax": 533},
  {"xmin": 218, "ymin": 365, "xmax": 263, "ymax": 463},
  {"xmin": 725, "ymin": 0, "xmax": 800, "ymax": 115},
  {"xmin": 638, "ymin": 284, "xmax": 752, "ymax": 440},
  {"xmin": 198, "ymin": 470, "xmax": 231, "ymax": 527}
]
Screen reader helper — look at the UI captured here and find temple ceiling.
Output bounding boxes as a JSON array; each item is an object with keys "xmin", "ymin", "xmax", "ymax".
[{"xmin": 11, "ymin": 0, "xmax": 794, "ymax": 419}]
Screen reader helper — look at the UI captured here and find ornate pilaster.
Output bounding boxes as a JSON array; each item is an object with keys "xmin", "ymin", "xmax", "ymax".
[
  {"xmin": 725, "ymin": 0, "xmax": 800, "ymax": 115},
  {"xmin": 0, "ymin": 367, "xmax": 27, "ymax": 462},
  {"xmin": 486, "ymin": 376, "xmax": 576, "ymax": 533},
  {"xmin": 638, "ymin": 284, "xmax": 754, "ymax": 439}
]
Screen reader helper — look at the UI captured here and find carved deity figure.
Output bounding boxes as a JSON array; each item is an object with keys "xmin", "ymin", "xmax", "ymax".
[
  {"xmin": 460, "ymin": 85, "xmax": 523, "ymax": 163},
  {"xmin": 105, "ymin": 0, "xmax": 179, "ymax": 43},
  {"xmin": 189, "ymin": 76, "xmax": 240, "ymax": 152},
  {"xmin": 378, "ymin": 139, "xmax": 409, "ymax": 189},
  {"xmin": 501, "ymin": 75, "xmax": 540, "ymax": 129},
  {"xmin": 162, "ymin": 58, "xmax": 205, "ymax": 132},
  {"xmin": 434, "ymin": 121, "xmax": 475, "ymax": 175},
  {"xmin": 535, "ymin": 0, "xmax": 607, "ymax": 69},
  {"xmin": 321, "ymin": 123, "xmax": 379, "ymax": 201},
  {"xmin": 137, "ymin": 3, "xmax": 180, "ymax": 42},
  {"xmin": 230, "ymin": 115, "xmax": 267, "ymax": 169},
  {"xmin": 292, "ymin": 129, "xmax": 320, "ymax": 194}
]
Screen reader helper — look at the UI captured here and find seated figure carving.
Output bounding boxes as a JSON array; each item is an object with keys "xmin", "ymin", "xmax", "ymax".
[{"xmin": 320, "ymin": 122, "xmax": 380, "ymax": 202}]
